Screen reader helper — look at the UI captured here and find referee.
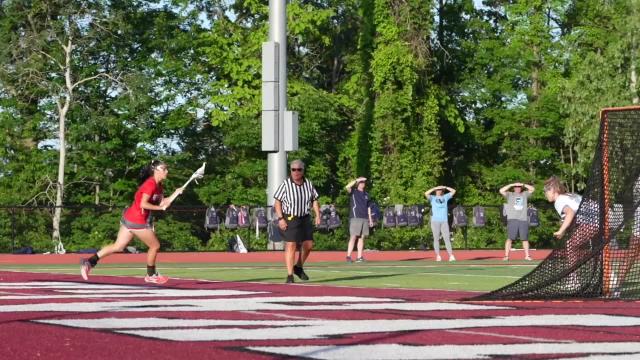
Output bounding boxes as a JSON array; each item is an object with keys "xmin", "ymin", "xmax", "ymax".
[{"xmin": 274, "ymin": 159, "xmax": 321, "ymax": 283}]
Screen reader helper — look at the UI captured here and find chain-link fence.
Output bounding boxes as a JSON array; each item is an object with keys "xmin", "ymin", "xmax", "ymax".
[{"xmin": 0, "ymin": 203, "xmax": 562, "ymax": 254}]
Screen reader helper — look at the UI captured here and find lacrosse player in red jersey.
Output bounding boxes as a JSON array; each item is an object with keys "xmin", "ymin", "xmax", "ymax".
[{"xmin": 81, "ymin": 160, "xmax": 183, "ymax": 284}]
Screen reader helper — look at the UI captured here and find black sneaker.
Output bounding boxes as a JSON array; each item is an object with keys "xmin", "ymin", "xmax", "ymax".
[
  {"xmin": 285, "ymin": 275, "xmax": 294, "ymax": 283},
  {"xmin": 356, "ymin": 257, "xmax": 365, "ymax": 263},
  {"xmin": 346, "ymin": 256, "xmax": 353, "ymax": 263},
  {"xmin": 293, "ymin": 265, "xmax": 309, "ymax": 281}
]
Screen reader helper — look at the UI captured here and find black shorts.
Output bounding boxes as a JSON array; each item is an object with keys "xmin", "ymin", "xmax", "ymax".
[{"xmin": 279, "ymin": 214, "xmax": 314, "ymax": 243}]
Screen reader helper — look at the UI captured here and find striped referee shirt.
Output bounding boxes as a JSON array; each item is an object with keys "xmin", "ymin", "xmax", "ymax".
[{"xmin": 274, "ymin": 177, "xmax": 319, "ymax": 217}]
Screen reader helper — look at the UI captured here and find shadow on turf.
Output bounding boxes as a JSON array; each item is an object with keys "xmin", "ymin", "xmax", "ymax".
[{"xmin": 309, "ymin": 273, "xmax": 402, "ymax": 284}]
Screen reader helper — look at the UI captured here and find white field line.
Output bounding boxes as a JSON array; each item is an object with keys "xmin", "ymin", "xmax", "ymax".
[
  {"xmin": 241, "ymin": 311, "xmax": 321, "ymax": 321},
  {"xmin": 445, "ymin": 329, "xmax": 576, "ymax": 343}
]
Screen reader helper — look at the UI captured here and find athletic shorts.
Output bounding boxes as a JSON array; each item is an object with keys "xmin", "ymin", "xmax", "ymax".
[
  {"xmin": 349, "ymin": 218, "xmax": 369, "ymax": 237},
  {"xmin": 279, "ymin": 214, "xmax": 313, "ymax": 243},
  {"xmin": 507, "ymin": 219, "xmax": 529, "ymax": 241},
  {"xmin": 120, "ymin": 209, "xmax": 153, "ymax": 231}
]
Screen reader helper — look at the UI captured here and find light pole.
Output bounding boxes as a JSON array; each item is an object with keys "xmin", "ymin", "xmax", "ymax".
[{"xmin": 262, "ymin": 0, "xmax": 298, "ymax": 248}]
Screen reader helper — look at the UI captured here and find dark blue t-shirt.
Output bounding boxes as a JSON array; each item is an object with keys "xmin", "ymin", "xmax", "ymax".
[{"xmin": 349, "ymin": 189, "xmax": 371, "ymax": 219}]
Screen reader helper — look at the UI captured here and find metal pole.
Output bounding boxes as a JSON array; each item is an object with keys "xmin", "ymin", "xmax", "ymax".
[
  {"xmin": 266, "ymin": 0, "xmax": 287, "ymax": 208},
  {"xmin": 11, "ymin": 208, "xmax": 16, "ymax": 253}
]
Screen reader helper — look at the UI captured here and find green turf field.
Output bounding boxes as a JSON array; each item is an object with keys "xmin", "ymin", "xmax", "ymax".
[{"xmin": 0, "ymin": 260, "xmax": 538, "ymax": 292}]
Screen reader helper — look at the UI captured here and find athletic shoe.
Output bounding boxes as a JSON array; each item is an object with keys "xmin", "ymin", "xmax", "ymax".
[
  {"xmin": 436, "ymin": 255, "xmax": 442, "ymax": 262},
  {"xmin": 524, "ymin": 256, "xmax": 533, "ymax": 261},
  {"xmin": 293, "ymin": 265, "xmax": 309, "ymax": 280},
  {"xmin": 285, "ymin": 275, "xmax": 294, "ymax": 283},
  {"xmin": 144, "ymin": 273, "xmax": 169, "ymax": 284},
  {"xmin": 356, "ymin": 257, "xmax": 365, "ymax": 263},
  {"xmin": 449, "ymin": 255, "xmax": 456, "ymax": 262},
  {"xmin": 80, "ymin": 259, "xmax": 91, "ymax": 281},
  {"xmin": 346, "ymin": 256, "xmax": 353, "ymax": 263},
  {"xmin": 503, "ymin": 256, "xmax": 509, "ymax": 261}
]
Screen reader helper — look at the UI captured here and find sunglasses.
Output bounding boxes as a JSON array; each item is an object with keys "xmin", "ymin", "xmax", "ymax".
[{"xmin": 290, "ymin": 168, "xmax": 304, "ymax": 172}]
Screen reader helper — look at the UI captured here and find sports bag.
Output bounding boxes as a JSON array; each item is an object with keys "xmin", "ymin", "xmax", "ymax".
[
  {"xmin": 527, "ymin": 207, "xmax": 540, "ymax": 227},
  {"xmin": 383, "ymin": 206, "xmax": 396, "ymax": 228},
  {"xmin": 472, "ymin": 206, "xmax": 486, "ymax": 227},
  {"xmin": 205, "ymin": 206, "xmax": 220, "ymax": 230},
  {"xmin": 225, "ymin": 206, "xmax": 239, "ymax": 230},
  {"xmin": 237, "ymin": 206, "xmax": 250, "ymax": 229},
  {"xmin": 452, "ymin": 205, "xmax": 467, "ymax": 228}
]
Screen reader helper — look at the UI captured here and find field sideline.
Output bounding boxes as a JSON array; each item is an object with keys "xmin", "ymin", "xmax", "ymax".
[{"xmin": 0, "ymin": 250, "xmax": 548, "ymax": 291}]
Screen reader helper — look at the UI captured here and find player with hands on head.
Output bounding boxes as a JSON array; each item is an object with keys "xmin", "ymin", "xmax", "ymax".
[
  {"xmin": 345, "ymin": 177, "xmax": 374, "ymax": 263},
  {"xmin": 499, "ymin": 181, "xmax": 535, "ymax": 261},
  {"xmin": 425, "ymin": 185, "xmax": 456, "ymax": 262}
]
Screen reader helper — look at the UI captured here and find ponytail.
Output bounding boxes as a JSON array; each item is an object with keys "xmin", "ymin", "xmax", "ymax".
[
  {"xmin": 544, "ymin": 175, "xmax": 567, "ymax": 195},
  {"xmin": 138, "ymin": 159, "xmax": 166, "ymax": 185}
]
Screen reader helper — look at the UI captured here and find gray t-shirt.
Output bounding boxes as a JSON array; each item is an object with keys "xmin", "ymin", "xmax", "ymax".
[{"xmin": 504, "ymin": 191, "xmax": 531, "ymax": 221}]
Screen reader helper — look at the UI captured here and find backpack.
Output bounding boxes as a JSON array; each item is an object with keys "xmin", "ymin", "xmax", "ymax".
[
  {"xmin": 252, "ymin": 207, "xmax": 268, "ymax": 229},
  {"xmin": 369, "ymin": 201, "xmax": 381, "ymax": 227},
  {"xmin": 452, "ymin": 205, "xmax": 467, "ymax": 228},
  {"xmin": 472, "ymin": 206, "xmax": 486, "ymax": 227},
  {"xmin": 406, "ymin": 205, "xmax": 421, "ymax": 227},
  {"xmin": 13, "ymin": 246, "xmax": 34, "ymax": 254},
  {"xmin": 395, "ymin": 205, "xmax": 408, "ymax": 227},
  {"xmin": 383, "ymin": 206, "xmax": 396, "ymax": 228},
  {"xmin": 237, "ymin": 206, "xmax": 250, "ymax": 229},
  {"xmin": 225, "ymin": 206, "xmax": 239, "ymax": 230},
  {"xmin": 528, "ymin": 207, "xmax": 540, "ymax": 227},
  {"xmin": 318, "ymin": 205, "xmax": 331, "ymax": 230},
  {"xmin": 327, "ymin": 204, "xmax": 342, "ymax": 230},
  {"xmin": 204, "ymin": 206, "xmax": 220, "ymax": 230},
  {"xmin": 267, "ymin": 209, "xmax": 282, "ymax": 242},
  {"xmin": 500, "ymin": 204, "xmax": 508, "ymax": 225}
]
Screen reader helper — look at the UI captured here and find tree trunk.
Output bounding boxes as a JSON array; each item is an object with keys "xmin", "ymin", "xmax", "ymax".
[
  {"xmin": 569, "ymin": 144, "xmax": 575, "ymax": 193},
  {"xmin": 51, "ymin": 39, "xmax": 73, "ymax": 254},
  {"xmin": 529, "ymin": 43, "xmax": 541, "ymax": 175},
  {"xmin": 631, "ymin": 33, "xmax": 638, "ymax": 104}
]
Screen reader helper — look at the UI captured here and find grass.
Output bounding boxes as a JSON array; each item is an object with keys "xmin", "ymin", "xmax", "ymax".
[{"xmin": 0, "ymin": 260, "xmax": 538, "ymax": 292}]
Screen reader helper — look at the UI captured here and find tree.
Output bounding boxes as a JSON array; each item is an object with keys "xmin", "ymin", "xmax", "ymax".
[
  {"xmin": 367, "ymin": 0, "xmax": 445, "ymax": 204},
  {"xmin": 557, "ymin": 0, "xmax": 639, "ymax": 190}
]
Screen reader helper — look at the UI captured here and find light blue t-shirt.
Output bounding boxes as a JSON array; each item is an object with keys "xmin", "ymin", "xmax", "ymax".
[{"xmin": 429, "ymin": 193, "xmax": 453, "ymax": 222}]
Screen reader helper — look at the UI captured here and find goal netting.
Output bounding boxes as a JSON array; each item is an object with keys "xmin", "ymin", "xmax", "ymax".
[{"xmin": 478, "ymin": 106, "xmax": 640, "ymax": 300}]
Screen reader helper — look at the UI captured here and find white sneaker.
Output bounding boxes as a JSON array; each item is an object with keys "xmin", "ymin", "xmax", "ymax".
[
  {"xmin": 436, "ymin": 255, "xmax": 442, "ymax": 262},
  {"xmin": 449, "ymin": 255, "xmax": 456, "ymax": 262}
]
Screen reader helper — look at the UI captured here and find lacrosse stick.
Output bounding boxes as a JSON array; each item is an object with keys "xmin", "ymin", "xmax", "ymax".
[{"xmin": 182, "ymin": 162, "xmax": 206, "ymax": 190}]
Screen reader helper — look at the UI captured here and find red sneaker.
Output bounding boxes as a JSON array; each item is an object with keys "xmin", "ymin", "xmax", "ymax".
[
  {"xmin": 80, "ymin": 259, "xmax": 92, "ymax": 281},
  {"xmin": 144, "ymin": 273, "xmax": 169, "ymax": 284}
]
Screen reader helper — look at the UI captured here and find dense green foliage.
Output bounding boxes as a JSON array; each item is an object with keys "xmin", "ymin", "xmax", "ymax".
[{"xmin": 0, "ymin": 0, "xmax": 638, "ymax": 253}]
